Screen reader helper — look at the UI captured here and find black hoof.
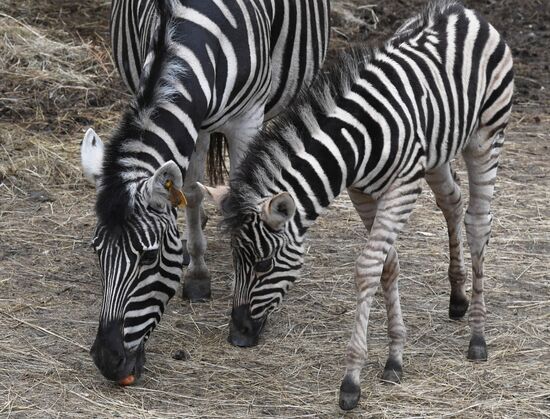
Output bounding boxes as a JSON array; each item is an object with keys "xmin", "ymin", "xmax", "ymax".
[
  {"xmin": 449, "ymin": 293, "xmax": 469, "ymax": 320},
  {"xmin": 467, "ymin": 334, "xmax": 488, "ymax": 361},
  {"xmin": 382, "ymin": 358, "xmax": 403, "ymax": 384},
  {"xmin": 339, "ymin": 376, "xmax": 361, "ymax": 411},
  {"xmin": 181, "ymin": 241, "xmax": 190, "ymax": 266},
  {"xmin": 182, "ymin": 272, "xmax": 211, "ymax": 302}
]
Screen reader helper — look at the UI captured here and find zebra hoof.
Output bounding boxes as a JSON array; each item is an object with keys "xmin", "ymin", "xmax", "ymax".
[
  {"xmin": 449, "ymin": 292, "xmax": 469, "ymax": 320},
  {"xmin": 182, "ymin": 271, "xmax": 211, "ymax": 302},
  {"xmin": 381, "ymin": 358, "xmax": 403, "ymax": 384},
  {"xmin": 339, "ymin": 376, "xmax": 361, "ymax": 411},
  {"xmin": 467, "ymin": 334, "xmax": 488, "ymax": 361}
]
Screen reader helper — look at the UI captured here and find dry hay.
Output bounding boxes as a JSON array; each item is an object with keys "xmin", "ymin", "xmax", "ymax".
[{"xmin": 1, "ymin": 1, "xmax": 549, "ymax": 418}]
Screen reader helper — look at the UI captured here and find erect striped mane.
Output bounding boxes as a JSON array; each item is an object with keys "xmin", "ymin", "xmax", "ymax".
[
  {"xmin": 96, "ymin": 0, "xmax": 183, "ymax": 230},
  {"xmin": 220, "ymin": 45, "xmax": 369, "ymax": 234}
]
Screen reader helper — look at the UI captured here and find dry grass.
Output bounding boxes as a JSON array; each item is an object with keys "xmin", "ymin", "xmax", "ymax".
[{"xmin": 1, "ymin": 1, "xmax": 549, "ymax": 417}]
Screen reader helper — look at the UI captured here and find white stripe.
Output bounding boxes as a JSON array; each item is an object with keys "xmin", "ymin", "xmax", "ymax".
[
  {"xmin": 171, "ymin": 44, "xmax": 212, "ymax": 105},
  {"xmin": 211, "ymin": 0, "xmax": 238, "ymax": 28},
  {"xmin": 143, "ymin": 118, "xmax": 190, "ymax": 167},
  {"xmin": 159, "ymin": 102, "xmax": 199, "ymax": 140}
]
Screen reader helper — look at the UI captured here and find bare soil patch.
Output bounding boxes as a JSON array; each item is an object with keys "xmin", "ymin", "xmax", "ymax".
[{"xmin": 1, "ymin": 1, "xmax": 549, "ymax": 417}]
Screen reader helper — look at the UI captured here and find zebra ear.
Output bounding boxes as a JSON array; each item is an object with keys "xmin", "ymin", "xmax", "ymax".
[
  {"xmin": 261, "ymin": 192, "xmax": 296, "ymax": 231},
  {"xmin": 146, "ymin": 161, "xmax": 187, "ymax": 210},
  {"xmin": 197, "ymin": 183, "xmax": 229, "ymax": 211},
  {"xmin": 80, "ymin": 128, "xmax": 104, "ymax": 188}
]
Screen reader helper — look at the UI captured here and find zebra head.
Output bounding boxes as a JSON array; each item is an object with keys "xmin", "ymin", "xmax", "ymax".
[
  {"xmin": 203, "ymin": 185, "xmax": 304, "ymax": 347},
  {"xmin": 82, "ymin": 129, "xmax": 185, "ymax": 383}
]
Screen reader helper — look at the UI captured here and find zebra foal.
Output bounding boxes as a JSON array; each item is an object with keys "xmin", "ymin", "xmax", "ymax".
[
  {"xmin": 203, "ymin": 0, "xmax": 513, "ymax": 410},
  {"xmin": 80, "ymin": 0, "xmax": 330, "ymax": 383}
]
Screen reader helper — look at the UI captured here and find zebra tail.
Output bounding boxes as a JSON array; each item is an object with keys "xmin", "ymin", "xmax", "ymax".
[{"xmin": 207, "ymin": 133, "xmax": 229, "ymax": 186}]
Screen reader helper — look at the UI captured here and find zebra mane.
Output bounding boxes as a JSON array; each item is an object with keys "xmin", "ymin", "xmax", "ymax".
[
  {"xmin": 221, "ymin": 45, "xmax": 370, "ymax": 233},
  {"xmin": 96, "ymin": 0, "xmax": 184, "ymax": 230},
  {"xmin": 392, "ymin": 0, "xmax": 464, "ymax": 43},
  {"xmin": 221, "ymin": 0, "xmax": 464, "ymax": 234}
]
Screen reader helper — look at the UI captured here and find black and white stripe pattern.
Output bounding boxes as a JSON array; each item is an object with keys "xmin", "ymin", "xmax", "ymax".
[
  {"xmin": 87, "ymin": 0, "xmax": 330, "ymax": 380},
  {"xmin": 231, "ymin": 212, "xmax": 304, "ymax": 319},
  {"xmin": 219, "ymin": 0, "xmax": 513, "ymax": 410},
  {"xmin": 93, "ymin": 183, "xmax": 183, "ymax": 349}
]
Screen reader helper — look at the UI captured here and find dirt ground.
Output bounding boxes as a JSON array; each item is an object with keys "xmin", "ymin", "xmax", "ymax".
[{"xmin": 0, "ymin": 0, "xmax": 549, "ymax": 417}]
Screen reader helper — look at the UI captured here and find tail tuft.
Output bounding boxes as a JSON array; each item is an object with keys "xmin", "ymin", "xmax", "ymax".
[{"xmin": 207, "ymin": 133, "xmax": 229, "ymax": 185}]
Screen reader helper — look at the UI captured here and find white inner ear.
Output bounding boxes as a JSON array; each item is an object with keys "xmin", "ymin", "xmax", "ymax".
[
  {"xmin": 261, "ymin": 192, "xmax": 296, "ymax": 231},
  {"xmin": 81, "ymin": 128, "xmax": 104, "ymax": 187},
  {"xmin": 197, "ymin": 182, "xmax": 229, "ymax": 211},
  {"xmin": 146, "ymin": 160, "xmax": 183, "ymax": 210}
]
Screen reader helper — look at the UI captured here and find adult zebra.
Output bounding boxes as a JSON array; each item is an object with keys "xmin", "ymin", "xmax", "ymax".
[
  {"xmin": 81, "ymin": 0, "xmax": 330, "ymax": 383},
  {"xmin": 203, "ymin": 0, "xmax": 513, "ymax": 410}
]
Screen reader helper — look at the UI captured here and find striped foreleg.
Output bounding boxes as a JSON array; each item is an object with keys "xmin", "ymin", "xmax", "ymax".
[
  {"xmin": 340, "ymin": 181, "xmax": 421, "ymax": 410},
  {"xmin": 462, "ymin": 127, "xmax": 505, "ymax": 360},
  {"xmin": 181, "ymin": 132, "xmax": 212, "ymax": 301},
  {"xmin": 347, "ymin": 189, "xmax": 406, "ymax": 384},
  {"xmin": 425, "ymin": 164, "xmax": 469, "ymax": 319}
]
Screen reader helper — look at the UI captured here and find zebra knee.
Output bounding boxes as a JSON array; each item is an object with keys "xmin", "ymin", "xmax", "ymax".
[
  {"xmin": 186, "ymin": 235, "xmax": 206, "ymax": 259},
  {"xmin": 464, "ymin": 212, "xmax": 492, "ymax": 254},
  {"xmin": 382, "ymin": 247, "xmax": 399, "ymax": 281}
]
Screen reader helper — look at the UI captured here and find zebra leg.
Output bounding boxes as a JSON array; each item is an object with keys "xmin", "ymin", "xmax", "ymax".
[
  {"xmin": 181, "ymin": 132, "xmax": 211, "ymax": 301},
  {"xmin": 380, "ymin": 247, "xmax": 404, "ymax": 384},
  {"xmin": 462, "ymin": 127, "xmax": 505, "ymax": 361},
  {"xmin": 347, "ymin": 189, "xmax": 405, "ymax": 384},
  {"xmin": 182, "ymin": 207, "xmax": 208, "ymax": 266},
  {"xmin": 340, "ymin": 182, "xmax": 421, "ymax": 410},
  {"xmin": 425, "ymin": 164, "xmax": 469, "ymax": 320}
]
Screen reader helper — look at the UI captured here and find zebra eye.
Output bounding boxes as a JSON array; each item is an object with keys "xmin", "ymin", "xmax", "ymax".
[
  {"xmin": 255, "ymin": 258, "xmax": 273, "ymax": 273},
  {"xmin": 141, "ymin": 249, "xmax": 158, "ymax": 264}
]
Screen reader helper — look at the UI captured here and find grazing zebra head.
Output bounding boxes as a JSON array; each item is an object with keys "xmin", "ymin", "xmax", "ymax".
[
  {"xmin": 202, "ymin": 185, "xmax": 304, "ymax": 347},
  {"xmin": 82, "ymin": 128, "xmax": 185, "ymax": 383}
]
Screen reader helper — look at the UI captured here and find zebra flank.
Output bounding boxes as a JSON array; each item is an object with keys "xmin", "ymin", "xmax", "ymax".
[
  {"xmin": 86, "ymin": 0, "xmax": 330, "ymax": 383},
  {"xmin": 219, "ymin": 0, "xmax": 513, "ymax": 410}
]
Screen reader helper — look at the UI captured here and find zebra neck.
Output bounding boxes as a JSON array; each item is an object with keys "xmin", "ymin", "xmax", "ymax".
[
  {"xmin": 106, "ymin": 87, "xmax": 207, "ymax": 186},
  {"xmin": 257, "ymin": 107, "xmax": 374, "ymax": 233},
  {"xmin": 232, "ymin": 48, "xmax": 373, "ymax": 233},
  {"xmin": 276, "ymin": 118, "xmax": 362, "ymax": 233}
]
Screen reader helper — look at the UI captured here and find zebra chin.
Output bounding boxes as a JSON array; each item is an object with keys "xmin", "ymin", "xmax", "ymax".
[
  {"xmin": 90, "ymin": 320, "xmax": 146, "ymax": 383},
  {"xmin": 228, "ymin": 304, "xmax": 267, "ymax": 347}
]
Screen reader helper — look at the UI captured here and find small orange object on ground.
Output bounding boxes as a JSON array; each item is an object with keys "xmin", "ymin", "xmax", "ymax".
[{"xmin": 118, "ymin": 375, "xmax": 135, "ymax": 386}]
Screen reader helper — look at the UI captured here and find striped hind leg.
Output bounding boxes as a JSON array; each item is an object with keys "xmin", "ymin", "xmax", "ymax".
[
  {"xmin": 348, "ymin": 189, "xmax": 406, "ymax": 384},
  {"xmin": 425, "ymin": 164, "xmax": 469, "ymax": 319},
  {"xmin": 462, "ymin": 126, "xmax": 506, "ymax": 360},
  {"xmin": 340, "ymin": 181, "xmax": 421, "ymax": 410}
]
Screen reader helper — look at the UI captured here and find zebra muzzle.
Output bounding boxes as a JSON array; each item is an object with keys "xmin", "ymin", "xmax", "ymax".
[
  {"xmin": 90, "ymin": 321, "xmax": 146, "ymax": 383},
  {"xmin": 228, "ymin": 305, "xmax": 266, "ymax": 347}
]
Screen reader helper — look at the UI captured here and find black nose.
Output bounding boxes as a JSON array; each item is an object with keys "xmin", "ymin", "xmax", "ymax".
[
  {"xmin": 90, "ymin": 321, "xmax": 128, "ymax": 381},
  {"xmin": 229, "ymin": 305, "xmax": 265, "ymax": 347}
]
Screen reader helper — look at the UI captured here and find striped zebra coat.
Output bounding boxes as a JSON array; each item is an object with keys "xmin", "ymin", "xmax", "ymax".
[
  {"xmin": 82, "ymin": 0, "xmax": 329, "ymax": 384},
  {"xmin": 204, "ymin": 0, "xmax": 513, "ymax": 410}
]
